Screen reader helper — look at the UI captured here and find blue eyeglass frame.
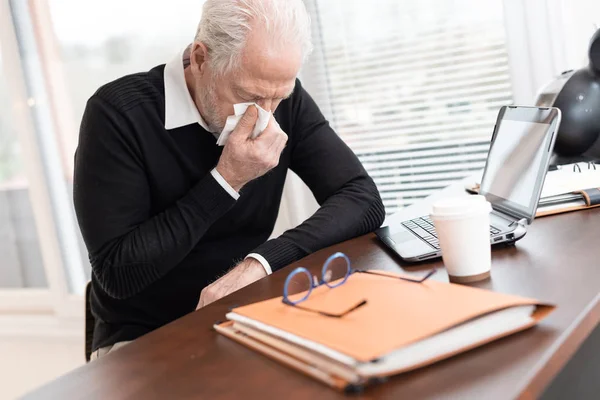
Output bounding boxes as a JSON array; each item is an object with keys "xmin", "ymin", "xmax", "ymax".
[
  {"xmin": 283, "ymin": 252, "xmax": 351, "ymax": 305},
  {"xmin": 282, "ymin": 251, "xmax": 436, "ymax": 310}
]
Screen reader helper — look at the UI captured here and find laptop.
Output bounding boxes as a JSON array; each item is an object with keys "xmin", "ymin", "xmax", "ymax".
[{"xmin": 376, "ymin": 105, "xmax": 562, "ymax": 262}]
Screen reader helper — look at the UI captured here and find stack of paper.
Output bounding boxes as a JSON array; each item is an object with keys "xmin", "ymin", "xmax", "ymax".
[
  {"xmin": 215, "ymin": 272, "xmax": 554, "ymax": 391},
  {"xmin": 541, "ymin": 164, "xmax": 600, "ymax": 197}
]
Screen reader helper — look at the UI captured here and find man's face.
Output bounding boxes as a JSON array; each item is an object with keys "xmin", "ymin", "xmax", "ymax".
[{"xmin": 191, "ymin": 31, "xmax": 302, "ymax": 133}]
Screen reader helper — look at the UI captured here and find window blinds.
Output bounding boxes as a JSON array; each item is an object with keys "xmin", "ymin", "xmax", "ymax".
[{"xmin": 302, "ymin": 0, "xmax": 513, "ymax": 214}]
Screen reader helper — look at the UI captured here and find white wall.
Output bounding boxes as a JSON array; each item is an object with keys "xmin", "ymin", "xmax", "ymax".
[{"xmin": 0, "ymin": 336, "xmax": 83, "ymax": 399}]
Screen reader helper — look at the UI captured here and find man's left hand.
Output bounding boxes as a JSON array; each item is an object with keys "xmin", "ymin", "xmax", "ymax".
[{"xmin": 197, "ymin": 258, "xmax": 267, "ymax": 309}]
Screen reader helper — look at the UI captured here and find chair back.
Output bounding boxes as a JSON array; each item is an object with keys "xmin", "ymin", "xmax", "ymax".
[{"xmin": 85, "ymin": 281, "xmax": 95, "ymax": 362}]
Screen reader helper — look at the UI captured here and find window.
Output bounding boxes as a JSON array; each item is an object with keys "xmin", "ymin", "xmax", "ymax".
[
  {"xmin": 0, "ymin": 0, "xmax": 205, "ymax": 317},
  {"xmin": 0, "ymin": 44, "xmax": 46, "ymax": 289},
  {"xmin": 44, "ymin": 0, "xmax": 205, "ymax": 292},
  {"xmin": 3, "ymin": 0, "xmax": 205, "ymax": 296},
  {"xmin": 47, "ymin": 0, "xmax": 204, "ymax": 129},
  {"xmin": 303, "ymin": 0, "xmax": 514, "ymax": 214}
]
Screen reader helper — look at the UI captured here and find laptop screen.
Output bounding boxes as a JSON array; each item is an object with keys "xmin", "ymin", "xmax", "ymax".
[{"xmin": 479, "ymin": 107, "xmax": 559, "ymax": 223}]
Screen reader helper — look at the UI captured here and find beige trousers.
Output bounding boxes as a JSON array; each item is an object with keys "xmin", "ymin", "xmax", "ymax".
[{"xmin": 90, "ymin": 340, "xmax": 132, "ymax": 361}]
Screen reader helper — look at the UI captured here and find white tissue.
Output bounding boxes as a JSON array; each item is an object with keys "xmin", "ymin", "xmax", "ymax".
[{"xmin": 216, "ymin": 102, "xmax": 271, "ymax": 146}]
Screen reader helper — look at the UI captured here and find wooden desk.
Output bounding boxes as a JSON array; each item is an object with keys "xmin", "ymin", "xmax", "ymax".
[{"xmin": 24, "ymin": 185, "xmax": 600, "ymax": 399}]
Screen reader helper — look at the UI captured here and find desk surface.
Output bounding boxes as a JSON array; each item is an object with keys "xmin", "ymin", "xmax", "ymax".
[{"xmin": 25, "ymin": 185, "xmax": 600, "ymax": 400}]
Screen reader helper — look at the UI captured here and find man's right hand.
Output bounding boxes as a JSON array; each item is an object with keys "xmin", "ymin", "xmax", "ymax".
[{"xmin": 216, "ymin": 106, "xmax": 288, "ymax": 192}]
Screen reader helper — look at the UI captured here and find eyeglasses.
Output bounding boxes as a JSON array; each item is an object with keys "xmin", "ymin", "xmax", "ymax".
[{"xmin": 282, "ymin": 252, "xmax": 435, "ymax": 318}]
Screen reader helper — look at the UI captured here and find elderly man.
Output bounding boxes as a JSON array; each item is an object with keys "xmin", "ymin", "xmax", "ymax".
[{"xmin": 74, "ymin": 0, "xmax": 384, "ymax": 359}]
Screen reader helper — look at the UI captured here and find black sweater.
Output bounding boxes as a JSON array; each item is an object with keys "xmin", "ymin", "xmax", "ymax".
[{"xmin": 73, "ymin": 64, "xmax": 385, "ymax": 350}]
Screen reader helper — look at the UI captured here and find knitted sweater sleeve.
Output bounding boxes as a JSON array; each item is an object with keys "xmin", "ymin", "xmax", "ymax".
[
  {"xmin": 250, "ymin": 80, "xmax": 385, "ymax": 271},
  {"xmin": 73, "ymin": 96, "xmax": 236, "ymax": 299}
]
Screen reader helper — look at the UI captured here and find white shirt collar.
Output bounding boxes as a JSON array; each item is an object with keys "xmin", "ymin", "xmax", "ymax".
[{"xmin": 163, "ymin": 48, "xmax": 214, "ymax": 132}]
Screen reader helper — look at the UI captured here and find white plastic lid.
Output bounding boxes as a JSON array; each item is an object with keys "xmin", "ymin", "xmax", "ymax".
[{"xmin": 431, "ymin": 195, "xmax": 492, "ymax": 220}]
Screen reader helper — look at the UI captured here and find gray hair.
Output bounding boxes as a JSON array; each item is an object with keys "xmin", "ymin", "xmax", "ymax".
[{"xmin": 195, "ymin": 0, "xmax": 313, "ymax": 75}]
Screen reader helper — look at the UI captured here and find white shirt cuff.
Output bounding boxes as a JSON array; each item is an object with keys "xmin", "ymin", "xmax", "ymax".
[
  {"xmin": 210, "ymin": 168, "xmax": 239, "ymax": 200},
  {"xmin": 246, "ymin": 253, "xmax": 273, "ymax": 275}
]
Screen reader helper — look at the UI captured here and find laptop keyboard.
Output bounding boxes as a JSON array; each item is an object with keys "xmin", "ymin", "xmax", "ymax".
[{"xmin": 402, "ymin": 216, "xmax": 501, "ymax": 249}]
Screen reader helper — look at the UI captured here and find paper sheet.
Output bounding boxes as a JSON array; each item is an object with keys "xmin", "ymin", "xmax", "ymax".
[
  {"xmin": 541, "ymin": 164, "xmax": 600, "ymax": 198},
  {"xmin": 216, "ymin": 102, "xmax": 271, "ymax": 146}
]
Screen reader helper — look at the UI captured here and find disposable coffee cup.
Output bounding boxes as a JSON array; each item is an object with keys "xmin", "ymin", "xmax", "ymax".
[{"xmin": 430, "ymin": 195, "xmax": 492, "ymax": 284}]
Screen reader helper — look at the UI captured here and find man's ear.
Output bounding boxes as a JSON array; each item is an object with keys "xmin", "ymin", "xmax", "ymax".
[{"xmin": 190, "ymin": 41, "xmax": 209, "ymax": 75}]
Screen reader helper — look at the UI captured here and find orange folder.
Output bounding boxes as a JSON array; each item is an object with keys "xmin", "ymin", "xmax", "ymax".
[{"xmin": 215, "ymin": 271, "xmax": 554, "ymax": 390}]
